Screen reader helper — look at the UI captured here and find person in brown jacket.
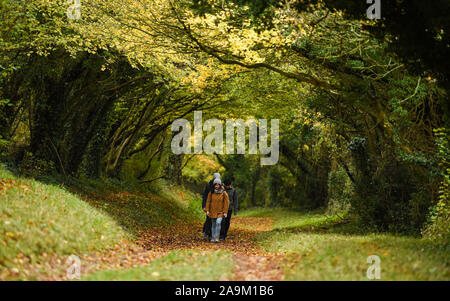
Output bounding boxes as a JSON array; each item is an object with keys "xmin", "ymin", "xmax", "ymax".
[{"xmin": 205, "ymin": 178, "xmax": 230, "ymax": 242}]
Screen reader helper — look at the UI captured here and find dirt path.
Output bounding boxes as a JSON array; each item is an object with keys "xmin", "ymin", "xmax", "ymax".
[
  {"xmin": 137, "ymin": 216, "xmax": 285, "ymax": 281},
  {"xmin": 4, "ymin": 216, "xmax": 284, "ymax": 280}
]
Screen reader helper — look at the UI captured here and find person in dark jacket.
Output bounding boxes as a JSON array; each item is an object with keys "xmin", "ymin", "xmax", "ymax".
[
  {"xmin": 220, "ymin": 179, "xmax": 239, "ymax": 241},
  {"xmin": 202, "ymin": 172, "xmax": 221, "ymax": 240}
]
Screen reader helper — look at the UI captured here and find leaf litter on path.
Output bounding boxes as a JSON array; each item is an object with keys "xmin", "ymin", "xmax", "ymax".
[{"xmin": 2, "ymin": 214, "xmax": 285, "ymax": 280}]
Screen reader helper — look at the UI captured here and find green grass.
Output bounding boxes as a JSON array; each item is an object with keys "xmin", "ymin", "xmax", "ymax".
[
  {"xmin": 240, "ymin": 207, "xmax": 450, "ymax": 281},
  {"xmin": 83, "ymin": 250, "xmax": 233, "ymax": 281},
  {"xmin": 0, "ymin": 166, "xmax": 126, "ymax": 268},
  {"xmin": 239, "ymin": 207, "xmax": 346, "ymax": 231},
  {"xmin": 0, "ymin": 164, "xmax": 203, "ymax": 278},
  {"xmin": 63, "ymin": 175, "xmax": 203, "ymax": 235}
]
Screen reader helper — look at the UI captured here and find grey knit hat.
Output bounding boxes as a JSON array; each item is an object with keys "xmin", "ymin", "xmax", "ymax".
[
  {"xmin": 213, "ymin": 178, "xmax": 222, "ymax": 185},
  {"xmin": 213, "ymin": 172, "xmax": 221, "ymax": 179}
]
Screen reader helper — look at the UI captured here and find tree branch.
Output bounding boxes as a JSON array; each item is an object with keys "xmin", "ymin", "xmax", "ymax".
[{"xmin": 172, "ymin": 6, "xmax": 339, "ymax": 91}]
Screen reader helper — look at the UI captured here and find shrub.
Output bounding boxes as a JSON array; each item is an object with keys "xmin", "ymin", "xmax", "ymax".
[
  {"xmin": 348, "ymin": 137, "xmax": 434, "ymax": 234},
  {"xmin": 327, "ymin": 165, "xmax": 353, "ymax": 216},
  {"xmin": 0, "ymin": 136, "xmax": 9, "ymax": 162},
  {"xmin": 422, "ymin": 128, "xmax": 450, "ymax": 244},
  {"xmin": 18, "ymin": 151, "xmax": 56, "ymax": 177}
]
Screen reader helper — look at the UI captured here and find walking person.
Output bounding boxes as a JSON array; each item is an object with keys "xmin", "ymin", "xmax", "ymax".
[
  {"xmin": 202, "ymin": 173, "xmax": 221, "ymax": 240},
  {"xmin": 205, "ymin": 178, "xmax": 230, "ymax": 243},
  {"xmin": 220, "ymin": 179, "xmax": 239, "ymax": 241}
]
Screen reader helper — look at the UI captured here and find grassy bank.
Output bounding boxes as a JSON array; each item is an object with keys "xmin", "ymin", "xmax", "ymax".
[
  {"xmin": 0, "ymin": 167, "xmax": 125, "ymax": 269},
  {"xmin": 0, "ymin": 165, "xmax": 202, "ymax": 279},
  {"xmin": 240, "ymin": 207, "xmax": 450, "ymax": 280}
]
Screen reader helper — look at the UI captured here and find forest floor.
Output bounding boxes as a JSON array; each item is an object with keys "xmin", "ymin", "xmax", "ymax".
[
  {"xmin": 1, "ymin": 165, "xmax": 449, "ymax": 281},
  {"xmin": 82, "ymin": 216, "xmax": 286, "ymax": 281},
  {"xmin": 3, "ymin": 216, "xmax": 286, "ymax": 281},
  {"xmin": 2, "ymin": 214, "xmax": 285, "ymax": 281}
]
